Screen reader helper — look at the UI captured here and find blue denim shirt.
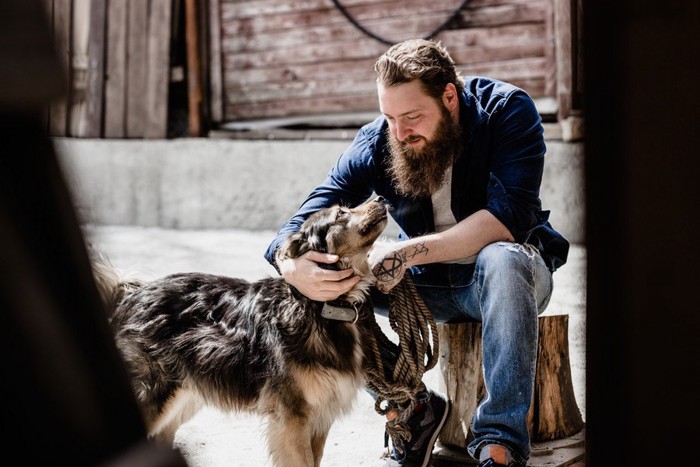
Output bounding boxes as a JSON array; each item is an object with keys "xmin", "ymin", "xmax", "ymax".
[{"xmin": 264, "ymin": 76, "xmax": 569, "ymax": 273}]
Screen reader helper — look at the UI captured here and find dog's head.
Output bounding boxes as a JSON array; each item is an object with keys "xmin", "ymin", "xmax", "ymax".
[{"xmin": 278, "ymin": 196, "xmax": 389, "ymax": 301}]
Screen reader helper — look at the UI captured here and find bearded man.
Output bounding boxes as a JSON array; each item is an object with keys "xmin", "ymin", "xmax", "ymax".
[{"xmin": 264, "ymin": 39, "xmax": 569, "ymax": 467}]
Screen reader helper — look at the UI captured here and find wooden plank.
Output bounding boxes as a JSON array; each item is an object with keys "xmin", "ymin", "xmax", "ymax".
[
  {"xmin": 220, "ymin": 0, "xmax": 538, "ymax": 20},
  {"xmin": 144, "ymin": 0, "xmax": 172, "ymax": 138},
  {"xmin": 224, "ymin": 69, "xmax": 544, "ymax": 108},
  {"xmin": 222, "ymin": 24, "xmax": 545, "ymax": 71},
  {"xmin": 185, "ymin": 0, "xmax": 203, "ymax": 136},
  {"xmin": 105, "ymin": 0, "xmax": 128, "ymax": 137},
  {"xmin": 84, "ymin": 0, "xmax": 107, "ymax": 137},
  {"xmin": 208, "ymin": 0, "xmax": 224, "ymax": 123},
  {"xmin": 49, "ymin": 0, "xmax": 73, "ymax": 136},
  {"xmin": 209, "ymin": 127, "xmax": 372, "ymax": 140},
  {"xmin": 224, "ymin": 57, "xmax": 378, "ymax": 84},
  {"xmin": 126, "ymin": 0, "xmax": 149, "ymax": 137},
  {"xmin": 69, "ymin": 0, "xmax": 90, "ymax": 136},
  {"xmin": 554, "ymin": 0, "xmax": 573, "ymax": 120},
  {"xmin": 222, "ymin": 8, "xmax": 548, "ymax": 52},
  {"xmin": 225, "ymin": 75, "xmax": 376, "ymax": 105},
  {"xmin": 543, "ymin": 0, "xmax": 557, "ymax": 98},
  {"xmin": 196, "ymin": 0, "xmax": 211, "ymax": 130},
  {"xmin": 225, "ymin": 93, "xmax": 379, "ymax": 119},
  {"xmin": 223, "ymin": 54, "xmax": 548, "ymax": 103}
]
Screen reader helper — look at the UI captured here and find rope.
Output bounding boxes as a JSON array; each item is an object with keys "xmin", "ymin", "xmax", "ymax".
[
  {"xmin": 360, "ymin": 275, "xmax": 440, "ymax": 451},
  {"xmin": 330, "ymin": 0, "xmax": 473, "ymax": 46}
]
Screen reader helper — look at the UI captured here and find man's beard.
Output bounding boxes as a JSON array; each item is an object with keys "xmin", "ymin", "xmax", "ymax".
[{"xmin": 386, "ymin": 106, "xmax": 463, "ymax": 198}]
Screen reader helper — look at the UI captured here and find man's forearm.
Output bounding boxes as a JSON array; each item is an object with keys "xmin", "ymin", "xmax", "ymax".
[
  {"xmin": 370, "ymin": 209, "xmax": 514, "ymax": 292},
  {"xmin": 399, "ymin": 209, "xmax": 514, "ymax": 267}
]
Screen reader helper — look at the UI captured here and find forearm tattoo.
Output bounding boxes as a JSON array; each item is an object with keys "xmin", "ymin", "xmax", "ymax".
[
  {"xmin": 404, "ymin": 242, "xmax": 429, "ymax": 260},
  {"xmin": 374, "ymin": 242, "xmax": 429, "ymax": 284}
]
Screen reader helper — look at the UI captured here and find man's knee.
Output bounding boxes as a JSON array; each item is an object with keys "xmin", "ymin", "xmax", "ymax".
[{"xmin": 476, "ymin": 241, "xmax": 539, "ymax": 273}]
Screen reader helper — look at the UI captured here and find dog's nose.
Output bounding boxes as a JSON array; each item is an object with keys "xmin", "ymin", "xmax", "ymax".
[{"xmin": 373, "ymin": 195, "xmax": 385, "ymax": 204}]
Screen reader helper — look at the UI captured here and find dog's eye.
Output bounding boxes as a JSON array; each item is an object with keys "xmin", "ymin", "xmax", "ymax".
[{"xmin": 336, "ymin": 208, "xmax": 350, "ymax": 219}]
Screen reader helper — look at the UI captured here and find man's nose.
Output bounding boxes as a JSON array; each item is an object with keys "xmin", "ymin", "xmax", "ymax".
[{"xmin": 395, "ymin": 121, "xmax": 411, "ymax": 141}]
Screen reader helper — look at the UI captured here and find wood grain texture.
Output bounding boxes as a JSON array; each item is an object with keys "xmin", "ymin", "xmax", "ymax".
[
  {"xmin": 144, "ymin": 0, "xmax": 172, "ymax": 138},
  {"xmin": 49, "ymin": 0, "xmax": 72, "ymax": 136},
  {"xmin": 215, "ymin": 0, "xmax": 557, "ymax": 122},
  {"xmin": 530, "ymin": 314, "xmax": 584, "ymax": 440},
  {"xmin": 84, "ymin": 0, "xmax": 107, "ymax": 137},
  {"xmin": 126, "ymin": 0, "xmax": 148, "ymax": 137},
  {"xmin": 105, "ymin": 0, "xmax": 128, "ymax": 138},
  {"xmin": 437, "ymin": 315, "xmax": 583, "ymax": 450}
]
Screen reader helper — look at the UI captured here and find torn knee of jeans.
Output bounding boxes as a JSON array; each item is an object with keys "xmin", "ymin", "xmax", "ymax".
[{"xmin": 498, "ymin": 242, "xmax": 537, "ymax": 259}]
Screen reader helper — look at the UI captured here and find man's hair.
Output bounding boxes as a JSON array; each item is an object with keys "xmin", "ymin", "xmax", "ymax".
[{"xmin": 374, "ymin": 39, "xmax": 464, "ymax": 99}]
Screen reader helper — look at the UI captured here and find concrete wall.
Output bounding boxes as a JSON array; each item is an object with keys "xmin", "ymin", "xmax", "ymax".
[{"xmin": 55, "ymin": 138, "xmax": 585, "ymax": 244}]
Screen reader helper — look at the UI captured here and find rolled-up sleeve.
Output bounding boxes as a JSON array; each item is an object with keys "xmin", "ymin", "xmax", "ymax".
[{"xmin": 484, "ymin": 91, "xmax": 546, "ymax": 243}]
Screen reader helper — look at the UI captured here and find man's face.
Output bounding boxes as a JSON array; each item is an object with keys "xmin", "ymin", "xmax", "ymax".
[
  {"xmin": 378, "ymin": 80, "xmax": 462, "ymax": 198},
  {"xmin": 378, "ymin": 80, "xmax": 446, "ymax": 151}
]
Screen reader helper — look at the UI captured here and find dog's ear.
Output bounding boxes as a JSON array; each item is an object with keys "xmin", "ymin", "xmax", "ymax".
[
  {"xmin": 277, "ymin": 210, "xmax": 334, "ymax": 260},
  {"xmin": 279, "ymin": 231, "xmax": 307, "ymax": 260}
]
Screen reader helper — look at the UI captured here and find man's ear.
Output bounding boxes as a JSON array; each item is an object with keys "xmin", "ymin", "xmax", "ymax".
[{"xmin": 442, "ymin": 83, "xmax": 458, "ymax": 111}]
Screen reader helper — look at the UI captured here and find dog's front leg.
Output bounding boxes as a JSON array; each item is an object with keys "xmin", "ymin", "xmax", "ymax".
[
  {"xmin": 311, "ymin": 430, "xmax": 329, "ymax": 467},
  {"xmin": 266, "ymin": 414, "xmax": 315, "ymax": 467}
]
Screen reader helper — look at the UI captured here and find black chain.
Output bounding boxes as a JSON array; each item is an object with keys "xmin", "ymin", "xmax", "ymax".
[{"xmin": 330, "ymin": 0, "xmax": 472, "ymax": 46}]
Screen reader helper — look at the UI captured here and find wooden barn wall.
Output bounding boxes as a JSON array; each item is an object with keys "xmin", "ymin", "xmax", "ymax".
[
  {"xmin": 211, "ymin": 0, "xmax": 563, "ymax": 124},
  {"xmin": 42, "ymin": 0, "xmax": 174, "ymax": 138}
]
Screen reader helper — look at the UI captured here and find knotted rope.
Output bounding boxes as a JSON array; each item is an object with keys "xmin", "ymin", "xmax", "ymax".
[{"xmin": 360, "ymin": 275, "xmax": 440, "ymax": 451}]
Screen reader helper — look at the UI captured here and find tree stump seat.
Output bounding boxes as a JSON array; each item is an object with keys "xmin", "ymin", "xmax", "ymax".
[{"xmin": 437, "ymin": 314, "xmax": 584, "ymax": 451}]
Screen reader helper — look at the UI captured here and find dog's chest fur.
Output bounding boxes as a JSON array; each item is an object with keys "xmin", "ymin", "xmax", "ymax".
[{"xmin": 110, "ymin": 272, "xmax": 367, "ymax": 423}]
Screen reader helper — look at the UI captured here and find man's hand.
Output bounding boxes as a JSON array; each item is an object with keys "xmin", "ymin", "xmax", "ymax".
[
  {"xmin": 368, "ymin": 243, "xmax": 408, "ymax": 294},
  {"xmin": 278, "ymin": 251, "xmax": 360, "ymax": 302}
]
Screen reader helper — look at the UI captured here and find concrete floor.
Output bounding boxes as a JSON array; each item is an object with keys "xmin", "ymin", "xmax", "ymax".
[{"xmin": 85, "ymin": 225, "xmax": 586, "ymax": 467}]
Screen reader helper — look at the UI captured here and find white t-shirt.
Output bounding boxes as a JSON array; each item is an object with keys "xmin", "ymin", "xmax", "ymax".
[{"xmin": 431, "ymin": 165, "xmax": 476, "ymax": 264}]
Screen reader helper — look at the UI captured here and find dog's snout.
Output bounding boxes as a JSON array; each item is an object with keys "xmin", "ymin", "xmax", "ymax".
[{"xmin": 373, "ymin": 195, "xmax": 386, "ymax": 204}]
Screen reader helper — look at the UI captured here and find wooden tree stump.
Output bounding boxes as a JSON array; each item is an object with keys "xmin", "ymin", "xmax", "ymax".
[
  {"xmin": 529, "ymin": 315, "xmax": 584, "ymax": 441},
  {"xmin": 437, "ymin": 314, "xmax": 583, "ymax": 450}
]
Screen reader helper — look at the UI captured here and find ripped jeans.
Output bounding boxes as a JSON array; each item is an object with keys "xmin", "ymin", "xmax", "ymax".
[{"xmin": 371, "ymin": 241, "xmax": 553, "ymax": 464}]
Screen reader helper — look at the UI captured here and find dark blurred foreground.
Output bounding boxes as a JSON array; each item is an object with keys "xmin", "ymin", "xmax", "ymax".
[{"xmin": 0, "ymin": 1, "xmax": 186, "ymax": 465}]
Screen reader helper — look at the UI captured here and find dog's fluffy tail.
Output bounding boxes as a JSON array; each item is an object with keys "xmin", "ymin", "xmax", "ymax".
[{"xmin": 90, "ymin": 250, "xmax": 142, "ymax": 316}]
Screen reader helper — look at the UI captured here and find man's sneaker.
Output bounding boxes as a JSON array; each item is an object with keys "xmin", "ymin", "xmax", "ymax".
[
  {"xmin": 477, "ymin": 444, "xmax": 525, "ymax": 467},
  {"xmin": 384, "ymin": 389, "xmax": 449, "ymax": 467},
  {"xmin": 479, "ymin": 461, "xmax": 508, "ymax": 467}
]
